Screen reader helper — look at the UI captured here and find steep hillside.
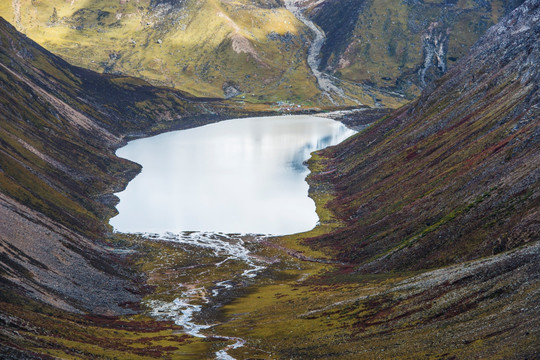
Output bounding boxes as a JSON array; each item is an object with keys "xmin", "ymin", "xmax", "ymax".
[
  {"xmin": 209, "ymin": 2, "xmax": 538, "ymax": 358},
  {"xmin": 307, "ymin": 0, "xmax": 539, "ymax": 272},
  {"xmin": 301, "ymin": 0, "xmax": 526, "ymax": 97},
  {"xmin": 0, "ymin": 15, "xmax": 243, "ymax": 317}
]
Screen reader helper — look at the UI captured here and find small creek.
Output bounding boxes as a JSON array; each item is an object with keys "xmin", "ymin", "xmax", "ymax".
[{"xmin": 142, "ymin": 232, "xmax": 266, "ymax": 359}]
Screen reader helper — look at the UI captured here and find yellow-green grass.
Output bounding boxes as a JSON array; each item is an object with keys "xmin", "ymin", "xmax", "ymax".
[{"xmin": 0, "ymin": 0, "xmax": 405, "ymax": 107}]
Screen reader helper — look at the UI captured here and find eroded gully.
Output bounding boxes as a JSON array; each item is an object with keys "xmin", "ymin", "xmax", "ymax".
[{"xmin": 284, "ymin": 0, "xmax": 361, "ymax": 105}]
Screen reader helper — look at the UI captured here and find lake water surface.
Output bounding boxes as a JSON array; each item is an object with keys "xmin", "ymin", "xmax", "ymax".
[{"xmin": 110, "ymin": 115, "xmax": 355, "ymax": 235}]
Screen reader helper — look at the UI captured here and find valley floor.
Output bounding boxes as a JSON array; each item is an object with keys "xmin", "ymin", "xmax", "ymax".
[{"xmin": 2, "ymin": 151, "xmax": 538, "ymax": 359}]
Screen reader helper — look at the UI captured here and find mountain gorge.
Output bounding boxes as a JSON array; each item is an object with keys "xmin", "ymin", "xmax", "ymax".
[
  {"xmin": 303, "ymin": 0, "xmax": 527, "ymax": 96},
  {"xmin": 0, "ymin": 0, "xmax": 538, "ymax": 358}
]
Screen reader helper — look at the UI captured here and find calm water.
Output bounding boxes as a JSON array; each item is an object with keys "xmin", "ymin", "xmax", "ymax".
[{"xmin": 110, "ymin": 115, "xmax": 355, "ymax": 235}]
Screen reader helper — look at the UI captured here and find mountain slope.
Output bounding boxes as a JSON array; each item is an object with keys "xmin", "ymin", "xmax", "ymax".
[
  {"xmin": 0, "ymin": 0, "xmax": 521, "ymax": 105},
  {"xmin": 307, "ymin": 0, "xmax": 539, "ymax": 272},
  {"xmin": 0, "ymin": 0, "xmax": 327, "ymax": 103},
  {"xmin": 0, "ymin": 15, "xmax": 264, "ymax": 357},
  {"xmin": 209, "ymin": 3, "xmax": 538, "ymax": 358},
  {"xmin": 0, "ymin": 15, "xmax": 242, "ymax": 316}
]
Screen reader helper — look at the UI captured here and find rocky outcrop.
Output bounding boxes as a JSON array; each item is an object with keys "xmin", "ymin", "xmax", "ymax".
[{"xmin": 418, "ymin": 21, "xmax": 449, "ymax": 87}]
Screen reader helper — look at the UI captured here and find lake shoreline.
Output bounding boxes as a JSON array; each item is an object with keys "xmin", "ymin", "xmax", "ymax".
[{"xmin": 110, "ymin": 115, "xmax": 356, "ymax": 235}]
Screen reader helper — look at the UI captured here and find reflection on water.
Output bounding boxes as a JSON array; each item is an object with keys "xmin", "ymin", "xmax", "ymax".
[{"xmin": 110, "ymin": 115, "xmax": 356, "ymax": 235}]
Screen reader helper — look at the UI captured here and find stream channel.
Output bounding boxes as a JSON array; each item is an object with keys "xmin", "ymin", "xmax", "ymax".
[
  {"xmin": 111, "ymin": 115, "xmax": 356, "ymax": 359},
  {"xmin": 284, "ymin": 1, "xmax": 360, "ymax": 105}
]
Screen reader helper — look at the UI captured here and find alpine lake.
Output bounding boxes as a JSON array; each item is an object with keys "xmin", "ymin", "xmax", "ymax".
[{"xmin": 111, "ymin": 115, "xmax": 356, "ymax": 236}]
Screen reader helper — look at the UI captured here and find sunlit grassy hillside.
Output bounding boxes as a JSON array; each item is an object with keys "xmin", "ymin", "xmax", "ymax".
[
  {"xmin": 0, "ymin": 0, "xmax": 412, "ymax": 107},
  {"xmin": 0, "ymin": 0, "xmax": 524, "ymax": 105},
  {"xmin": 0, "ymin": 0, "xmax": 322, "ymax": 103}
]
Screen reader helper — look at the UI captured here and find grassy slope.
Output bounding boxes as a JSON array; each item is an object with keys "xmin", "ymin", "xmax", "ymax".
[
  {"xmin": 214, "ymin": 241, "xmax": 539, "ymax": 359},
  {"xmin": 0, "ymin": 0, "xmax": 321, "ymax": 103},
  {"xmin": 0, "ymin": 0, "xmax": 411, "ymax": 107},
  {"xmin": 1, "ymin": 1, "xmax": 524, "ymax": 105},
  {"xmin": 306, "ymin": 1, "xmax": 539, "ymax": 272}
]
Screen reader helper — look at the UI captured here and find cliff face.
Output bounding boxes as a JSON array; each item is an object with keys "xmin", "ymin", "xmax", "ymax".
[
  {"xmin": 310, "ymin": 0, "xmax": 539, "ymax": 272},
  {"xmin": 0, "ymin": 17, "xmax": 234, "ymax": 315}
]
